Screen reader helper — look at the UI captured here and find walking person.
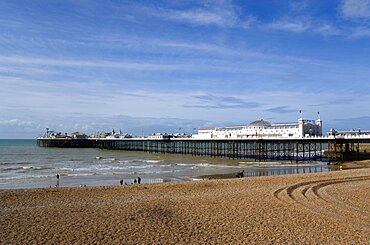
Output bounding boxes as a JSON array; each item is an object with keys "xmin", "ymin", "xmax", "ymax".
[
  {"xmin": 120, "ymin": 179, "xmax": 123, "ymax": 186},
  {"xmin": 56, "ymin": 174, "xmax": 60, "ymax": 188},
  {"xmin": 137, "ymin": 177, "xmax": 141, "ymax": 184}
]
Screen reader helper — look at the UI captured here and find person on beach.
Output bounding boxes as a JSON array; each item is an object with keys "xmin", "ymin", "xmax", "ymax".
[
  {"xmin": 134, "ymin": 179, "xmax": 137, "ymax": 184},
  {"xmin": 237, "ymin": 170, "xmax": 245, "ymax": 178},
  {"xmin": 56, "ymin": 174, "xmax": 60, "ymax": 187},
  {"xmin": 120, "ymin": 179, "xmax": 123, "ymax": 186},
  {"xmin": 137, "ymin": 177, "xmax": 141, "ymax": 184}
]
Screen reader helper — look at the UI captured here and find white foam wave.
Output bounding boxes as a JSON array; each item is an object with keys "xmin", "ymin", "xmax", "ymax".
[
  {"xmin": 143, "ymin": 160, "xmax": 162, "ymax": 163},
  {"xmin": 58, "ymin": 167, "xmax": 75, "ymax": 171},
  {"xmin": 66, "ymin": 173, "xmax": 96, "ymax": 177},
  {"xmin": 1, "ymin": 166, "xmax": 53, "ymax": 171},
  {"xmin": 176, "ymin": 163, "xmax": 189, "ymax": 166},
  {"xmin": 22, "ymin": 166, "xmax": 53, "ymax": 170},
  {"xmin": 117, "ymin": 160, "xmax": 132, "ymax": 164},
  {"xmin": 0, "ymin": 174, "xmax": 55, "ymax": 180},
  {"xmin": 100, "ymin": 158, "xmax": 119, "ymax": 162},
  {"xmin": 118, "ymin": 159, "xmax": 163, "ymax": 164},
  {"xmin": 239, "ymin": 161, "xmax": 255, "ymax": 164}
]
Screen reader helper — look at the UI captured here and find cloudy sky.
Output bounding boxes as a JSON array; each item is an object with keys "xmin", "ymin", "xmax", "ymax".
[{"xmin": 0, "ymin": 0, "xmax": 370, "ymax": 138}]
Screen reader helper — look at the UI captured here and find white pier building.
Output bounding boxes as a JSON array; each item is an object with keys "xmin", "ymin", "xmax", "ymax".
[{"xmin": 192, "ymin": 117, "xmax": 322, "ymax": 139}]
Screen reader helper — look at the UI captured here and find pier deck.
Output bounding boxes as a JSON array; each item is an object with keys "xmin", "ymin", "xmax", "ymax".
[{"xmin": 37, "ymin": 137, "xmax": 370, "ymax": 162}]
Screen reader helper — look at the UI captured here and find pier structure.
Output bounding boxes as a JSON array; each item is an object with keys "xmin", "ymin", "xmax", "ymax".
[{"xmin": 37, "ymin": 136, "xmax": 370, "ymax": 162}]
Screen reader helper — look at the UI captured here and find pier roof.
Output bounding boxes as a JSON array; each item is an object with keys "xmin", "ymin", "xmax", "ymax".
[{"xmin": 248, "ymin": 119, "xmax": 272, "ymax": 127}]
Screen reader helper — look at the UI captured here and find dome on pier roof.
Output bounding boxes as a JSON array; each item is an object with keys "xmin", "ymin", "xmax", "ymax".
[{"xmin": 248, "ymin": 119, "xmax": 272, "ymax": 127}]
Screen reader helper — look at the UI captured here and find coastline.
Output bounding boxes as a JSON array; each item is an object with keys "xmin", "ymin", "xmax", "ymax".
[
  {"xmin": 197, "ymin": 159, "xmax": 370, "ymax": 180},
  {"xmin": 337, "ymin": 159, "xmax": 370, "ymax": 170},
  {"xmin": 1, "ymin": 160, "xmax": 369, "ymax": 244}
]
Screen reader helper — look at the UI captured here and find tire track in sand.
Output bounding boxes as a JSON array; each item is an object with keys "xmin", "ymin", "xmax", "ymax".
[
  {"xmin": 317, "ymin": 181, "xmax": 370, "ymax": 218},
  {"xmin": 273, "ymin": 176, "xmax": 370, "ymax": 231}
]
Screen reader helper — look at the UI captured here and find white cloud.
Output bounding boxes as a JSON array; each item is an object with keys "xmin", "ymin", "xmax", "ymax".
[
  {"xmin": 0, "ymin": 65, "xmax": 57, "ymax": 76},
  {"xmin": 264, "ymin": 19, "xmax": 346, "ymax": 38},
  {"xmin": 0, "ymin": 56, "xmax": 182, "ymax": 71},
  {"xmin": 0, "ymin": 119, "xmax": 35, "ymax": 126},
  {"xmin": 157, "ymin": 9, "xmax": 235, "ymax": 27},
  {"xmin": 149, "ymin": 0, "xmax": 241, "ymax": 27},
  {"xmin": 314, "ymin": 24, "xmax": 342, "ymax": 36},
  {"xmin": 0, "ymin": 55, "xmax": 248, "ymax": 74},
  {"xmin": 341, "ymin": 0, "xmax": 370, "ymax": 19},
  {"xmin": 264, "ymin": 20, "xmax": 310, "ymax": 33},
  {"xmin": 0, "ymin": 53, "xmax": 318, "ymax": 77}
]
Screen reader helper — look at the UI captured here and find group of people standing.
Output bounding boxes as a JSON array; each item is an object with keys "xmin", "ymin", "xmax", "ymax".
[
  {"xmin": 54, "ymin": 174, "xmax": 144, "ymax": 188},
  {"xmin": 120, "ymin": 177, "xmax": 141, "ymax": 186}
]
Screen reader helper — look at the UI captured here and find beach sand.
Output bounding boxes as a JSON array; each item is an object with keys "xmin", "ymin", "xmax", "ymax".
[{"xmin": 1, "ymin": 161, "xmax": 369, "ymax": 244}]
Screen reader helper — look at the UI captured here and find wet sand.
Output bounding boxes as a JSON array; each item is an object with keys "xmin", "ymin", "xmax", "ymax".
[{"xmin": 1, "ymin": 160, "xmax": 369, "ymax": 244}]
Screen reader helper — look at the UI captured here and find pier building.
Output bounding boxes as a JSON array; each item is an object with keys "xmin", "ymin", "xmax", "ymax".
[{"xmin": 192, "ymin": 117, "xmax": 322, "ymax": 140}]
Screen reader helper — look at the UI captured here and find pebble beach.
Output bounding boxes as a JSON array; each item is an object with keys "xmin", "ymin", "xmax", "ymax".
[{"xmin": 1, "ymin": 161, "xmax": 369, "ymax": 244}]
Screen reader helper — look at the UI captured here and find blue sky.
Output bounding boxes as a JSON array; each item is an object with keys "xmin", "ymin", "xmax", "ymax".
[{"xmin": 0, "ymin": 0, "xmax": 370, "ymax": 138}]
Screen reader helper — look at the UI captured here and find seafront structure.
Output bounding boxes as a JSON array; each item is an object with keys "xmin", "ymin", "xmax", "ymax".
[
  {"xmin": 37, "ymin": 115, "xmax": 370, "ymax": 162},
  {"xmin": 192, "ymin": 117, "xmax": 322, "ymax": 139}
]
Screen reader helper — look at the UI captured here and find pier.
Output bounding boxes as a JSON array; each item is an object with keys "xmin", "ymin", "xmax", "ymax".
[{"xmin": 37, "ymin": 136, "xmax": 370, "ymax": 162}]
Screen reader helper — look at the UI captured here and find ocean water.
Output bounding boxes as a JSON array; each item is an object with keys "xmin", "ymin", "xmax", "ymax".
[{"xmin": 0, "ymin": 139, "xmax": 332, "ymax": 189}]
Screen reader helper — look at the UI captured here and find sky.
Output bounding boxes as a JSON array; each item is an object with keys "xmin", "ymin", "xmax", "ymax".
[{"xmin": 0, "ymin": 0, "xmax": 370, "ymax": 138}]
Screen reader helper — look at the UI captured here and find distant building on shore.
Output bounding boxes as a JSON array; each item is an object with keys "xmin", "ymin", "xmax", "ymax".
[{"xmin": 192, "ymin": 116, "xmax": 322, "ymax": 139}]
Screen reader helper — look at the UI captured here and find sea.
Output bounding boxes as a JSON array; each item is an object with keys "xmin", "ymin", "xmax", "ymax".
[{"xmin": 0, "ymin": 139, "xmax": 333, "ymax": 189}]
